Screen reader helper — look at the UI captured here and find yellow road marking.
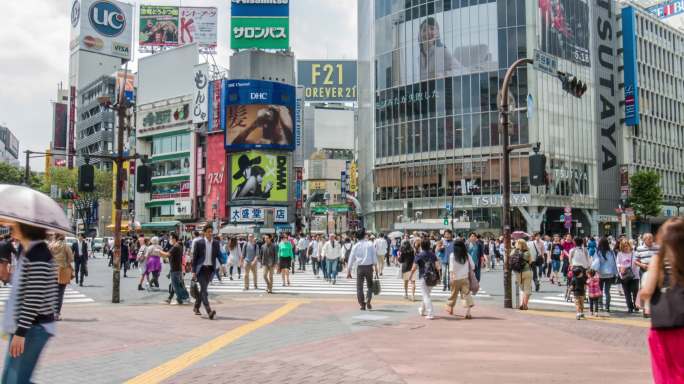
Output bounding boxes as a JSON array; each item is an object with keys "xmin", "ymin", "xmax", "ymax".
[
  {"xmin": 124, "ymin": 300, "xmax": 307, "ymax": 384},
  {"xmin": 524, "ymin": 309, "xmax": 650, "ymax": 328}
]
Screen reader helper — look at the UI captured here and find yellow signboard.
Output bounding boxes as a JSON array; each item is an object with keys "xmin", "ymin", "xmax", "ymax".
[{"xmin": 349, "ymin": 162, "xmax": 358, "ymax": 193}]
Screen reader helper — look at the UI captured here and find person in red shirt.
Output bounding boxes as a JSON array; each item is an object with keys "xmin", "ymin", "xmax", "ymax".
[{"xmin": 561, "ymin": 234, "xmax": 574, "ymax": 285}]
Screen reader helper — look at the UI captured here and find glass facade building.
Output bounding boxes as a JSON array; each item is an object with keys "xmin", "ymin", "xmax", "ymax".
[{"xmin": 359, "ymin": 0, "xmax": 602, "ymax": 235}]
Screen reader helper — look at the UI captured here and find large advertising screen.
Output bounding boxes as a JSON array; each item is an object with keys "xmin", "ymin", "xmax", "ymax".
[
  {"xmin": 230, "ymin": 151, "xmax": 289, "ymax": 203},
  {"xmin": 205, "ymin": 133, "xmax": 227, "ymax": 220},
  {"xmin": 139, "ymin": 5, "xmax": 179, "ymax": 47},
  {"xmin": 72, "ymin": 0, "xmax": 134, "ymax": 60},
  {"xmin": 53, "ymin": 103, "xmax": 68, "ymax": 150},
  {"xmin": 297, "ymin": 60, "xmax": 357, "ymax": 101},
  {"xmin": 538, "ymin": 0, "xmax": 590, "ymax": 66},
  {"xmin": 224, "ymin": 79, "xmax": 296, "ymax": 151}
]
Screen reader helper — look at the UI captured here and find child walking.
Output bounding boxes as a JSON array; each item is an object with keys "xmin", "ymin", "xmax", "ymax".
[
  {"xmin": 571, "ymin": 266, "xmax": 587, "ymax": 320},
  {"xmin": 587, "ymin": 269, "xmax": 602, "ymax": 317}
]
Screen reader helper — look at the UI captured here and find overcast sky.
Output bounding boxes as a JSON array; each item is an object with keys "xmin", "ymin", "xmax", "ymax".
[{"xmin": 0, "ymin": 0, "xmax": 357, "ymax": 170}]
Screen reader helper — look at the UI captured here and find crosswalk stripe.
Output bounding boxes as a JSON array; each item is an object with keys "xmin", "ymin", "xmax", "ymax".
[
  {"xmin": 0, "ymin": 286, "xmax": 95, "ymax": 306},
  {"xmin": 529, "ymin": 287, "xmax": 630, "ymax": 310}
]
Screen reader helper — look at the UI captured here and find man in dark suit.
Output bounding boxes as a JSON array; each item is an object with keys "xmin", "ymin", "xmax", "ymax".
[
  {"xmin": 73, "ymin": 233, "xmax": 89, "ymax": 286},
  {"xmin": 192, "ymin": 226, "xmax": 219, "ymax": 319}
]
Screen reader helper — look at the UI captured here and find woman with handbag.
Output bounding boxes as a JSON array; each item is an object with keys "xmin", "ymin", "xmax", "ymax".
[
  {"xmin": 639, "ymin": 217, "xmax": 684, "ymax": 383},
  {"xmin": 48, "ymin": 233, "xmax": 74, "ymax": 321},
  {"xmin": 592, "ymin": 237, "xmax": 618, "ymax": 313},
  {"xmin": 445, "ymin": 239, "xmax": 474, "ymax": 319},
  {"xmin": 616, "ymin": 239, "xmax": 640, "ymax": 313}
]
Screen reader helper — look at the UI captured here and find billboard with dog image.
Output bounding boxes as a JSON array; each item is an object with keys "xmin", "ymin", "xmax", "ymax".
[
  {"xmin": 223, "ymin": 79, "xmax": 296, "ymax": 151},
  {"xmin": 230, "ymin": 151, "xmax": 289, "ymax": 203}
]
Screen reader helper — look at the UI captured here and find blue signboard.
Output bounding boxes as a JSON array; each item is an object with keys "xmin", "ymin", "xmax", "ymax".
[
  {"xmin": 646, "ymin": 1, "xmax": 684, "ymax": 19},
  {"xmin": 622, "ymin": 7, "xmax": 640, "ymax": 126},
  {"xmin": 231, "ymin": 0, "xmax": 289, "ymax": 17},
  {"xmin": 223, "ymin": 79, "xmax": 296, "ymax": 151}
]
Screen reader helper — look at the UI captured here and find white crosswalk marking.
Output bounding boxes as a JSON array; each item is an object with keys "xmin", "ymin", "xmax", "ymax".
[
  {"xmin": 207, "ymin": 266, "xmax": 490, "ymax": 299},
  {"xmin": 529, "ymin": 286, "xmax": 629, "ymax": 310},
  {"xmin": 0, "ymin": 285, "xmax": 95, "ymax": 307}
]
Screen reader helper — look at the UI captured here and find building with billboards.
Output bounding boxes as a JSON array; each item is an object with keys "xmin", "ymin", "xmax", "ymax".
[
  {"xmin": 50, "ymin": 86, "xmax": 70, "ymax": 168},
  {"xmin": 134, "ymin": 44, "xmax": 200, "ymax": 232},
  {"xmin": 619, "ymin": 2, "xmax": 684, "ymax": 225},
  {"xmin": 358, "ymin": 0, "xmax": 611, "ymax": 235},
  {"xmin": 75, "ymin": 75, "xmax": 116, "ymax": 169}
]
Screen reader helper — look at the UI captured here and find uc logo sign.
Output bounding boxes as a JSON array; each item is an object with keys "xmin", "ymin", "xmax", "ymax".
[{"xmin": 88, "ymin": 1, "xmax": 126, "ymax": 37}]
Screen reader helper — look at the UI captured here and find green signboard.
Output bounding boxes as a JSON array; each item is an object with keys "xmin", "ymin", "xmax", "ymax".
[
  {"xmin": 312, "ymin": 205, "xmax": 349, "ymax": 214},
  {"xmin": 230, "ymin": 17, "xmax": 289, "ymax": 50}
]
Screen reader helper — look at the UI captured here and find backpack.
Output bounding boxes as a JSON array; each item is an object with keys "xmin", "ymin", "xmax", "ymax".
[
  {"xmin": 423, "ymin": 255, "xmax": 440, "ymax": 287},
  {"xmin": 510, "ymin": 249, "xmax": 528, "ymax": 273}
]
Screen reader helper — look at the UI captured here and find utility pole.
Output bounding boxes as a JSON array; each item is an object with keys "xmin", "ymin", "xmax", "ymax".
[
  {"xmin": 24, "ymin": 150, "xmax": 31, "ymax": 185},
  {"xmin": 499, "ymin": 58, "xmax": 533, "ymax": 309}
]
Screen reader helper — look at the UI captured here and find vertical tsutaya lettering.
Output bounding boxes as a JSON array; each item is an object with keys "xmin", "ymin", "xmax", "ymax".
[
  {"xmin": 596, "ymin": 0, "xmax": 617, "ymax": 173},
  {"xmin": 276, "ymin": 156, "xmax": 287, "ymax": 190}
]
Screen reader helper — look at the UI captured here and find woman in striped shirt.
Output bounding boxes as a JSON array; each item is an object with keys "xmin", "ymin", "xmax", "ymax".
[{"xmin": 2, "ymin": 222, "xmax": 58, "ymax": 383}]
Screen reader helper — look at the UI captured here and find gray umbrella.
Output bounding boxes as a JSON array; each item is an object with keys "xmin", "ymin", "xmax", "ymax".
[{"xmin": 0, "ymin": 184, "xmax": 73, "ymax": 235}]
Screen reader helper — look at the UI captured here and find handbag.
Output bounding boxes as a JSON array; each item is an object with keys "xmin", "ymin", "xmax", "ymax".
[
  {"xmin": 621, "ymin": 253, "xmax": 635, "ymax": 281},
  {"xmin": 650, "ymin": 283, "xmax": 684, "ymax": 329},
  {"xmin": 372, "ymin": 272, "xmax": 381, "ymax": 295},
  {"xmin": 467, "ymin": 257, "xmax": 480, "ymax": 295},
  {"xmin": 58, "ymin": 266, "xmax": 73, "ymax": 285},
  {"xmin": 189, "ymin": 279, "xmax": 200, "ymax": 301}
]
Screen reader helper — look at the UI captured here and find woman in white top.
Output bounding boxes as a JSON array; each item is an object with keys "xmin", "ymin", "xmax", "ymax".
[
  {"xmin": 445, "ymin": 239, "xmax": 474, "ymax": 319},
  {"xmin": 321, "ymin": 234, "xmax": 342, "ymax": 284},
  {"xmin": 136, "ymin": 238, "xmax": 150, "ymax": 291},
  {"xmin": 226, "ymin": 237, "xmax": 242, "ymax": 280},
  {"xmin": 570, "ymin": 237, "xmax": 592, "ymax": 269}
]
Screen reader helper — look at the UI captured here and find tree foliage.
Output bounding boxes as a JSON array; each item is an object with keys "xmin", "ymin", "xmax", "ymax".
[
  {"xmin": 0, "ymin": 162, "xmax": 42, "ymax": 188},
  {"xmin": 629, "ymin": 170, "xmax": 663, "ymax": 220}
]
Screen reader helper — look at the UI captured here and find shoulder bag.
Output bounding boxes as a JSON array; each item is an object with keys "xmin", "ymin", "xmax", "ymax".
[
  {"xmin": 651, "ymin": 282, "xmax": 684, "ymax": 329},
  {"xmin": 467, "ymin": 256, "xmax": 480, "ymax": 295},
  {"xmin": 372, "ymin": 271, "xmax": 381, "ymax": 295},
  {"xmin": 621, "ymin": 252, "xmax": 635, "ymax": 281}
]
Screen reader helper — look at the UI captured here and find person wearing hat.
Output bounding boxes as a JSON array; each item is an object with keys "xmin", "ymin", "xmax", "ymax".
[
  {"xmin": 347, "ymin": 229, "xmax": 378, "ymax": 310},
  {"xmin": 231, "ymin": 154, "xmax": 273, "ymax": 200}
]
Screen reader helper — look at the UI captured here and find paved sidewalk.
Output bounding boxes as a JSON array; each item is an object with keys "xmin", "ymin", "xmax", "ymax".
[{"xmin": 0, "ymin": 297, "xmax": 652, "ymax": 384}]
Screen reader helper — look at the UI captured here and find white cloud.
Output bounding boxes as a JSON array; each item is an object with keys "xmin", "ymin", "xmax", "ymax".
[{"xmin": 0, "ymin": 0, "xmax": 357, "ymax": 170}]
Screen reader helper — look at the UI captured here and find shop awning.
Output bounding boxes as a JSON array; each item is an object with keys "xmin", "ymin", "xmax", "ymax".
[
  {"xmin": 151, "ymin": 175, "xmax": 190, "ymax": 185},
  {"xmin": 141, "ymin": 221, "xmax": 181, "ymax": 230},
  {"xmin": 150, "ymin": 152, "xmax": 191, "ymax": 163},
  {"xmin": 145, "ymin": 200, "xmax": 175, "ymax": 208}
]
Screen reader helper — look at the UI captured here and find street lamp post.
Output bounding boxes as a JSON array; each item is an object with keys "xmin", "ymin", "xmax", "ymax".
[{"xmin": 499, "ymin": 58, "xmax": 533, "ymax": 309}]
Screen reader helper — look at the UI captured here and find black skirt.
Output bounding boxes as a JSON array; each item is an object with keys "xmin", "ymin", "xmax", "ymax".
[{"xmin": 279, "ymin": 258, "xmax": 292, "ymax": 270}]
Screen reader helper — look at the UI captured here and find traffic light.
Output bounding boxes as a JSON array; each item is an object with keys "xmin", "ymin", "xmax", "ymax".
[
  {"xmin": 558, "ymin": 71, "xmax": 588, "ymax": 98},
  {"xmin": 529, "ymin": 153, "xmax": 547, "ymax": 187},
  {"xmin": 136, "ymin": 164, "xmax": 152, "ymax": 193},
  {"xmin": 78, "ymin": 164, "xmax": 95, "ymax": 192}
]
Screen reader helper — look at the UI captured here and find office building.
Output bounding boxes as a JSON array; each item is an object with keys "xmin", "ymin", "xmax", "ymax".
[{"xmin": 0, "ymin": 125, "xmax": 19, "ymax": 166}]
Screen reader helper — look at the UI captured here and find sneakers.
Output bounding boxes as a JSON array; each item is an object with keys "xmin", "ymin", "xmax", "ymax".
[
  {"xmin": 418, "ymin": 307, "xmax": 425, "ymax": 317},
  {"xmin": 426, "ymin": 315, "xmax": 435, "ymax": 320},
  {"xmin": 209, "ymin": 310, "xmax": 216, "ymax": 320},
  {"xmin": 576, "ymin": 313, "xmax": 581, "ymax": 320},
  {"xmin": 366, "ymin": 302, "xmax": 372, "ymax": 310}
]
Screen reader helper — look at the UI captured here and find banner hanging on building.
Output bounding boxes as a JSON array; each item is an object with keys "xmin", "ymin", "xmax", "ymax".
[
  {"xmin": 192, "ymin": 63, "xmax": 209, "ymax": 124},
  {"xmin": 204, "ymin": 133, "xmax": 227, "ymax": 220},
  {"xmin": 224, "ymin": 79, "xmax": 296, "ymax": 151},
  {"xmin": 622, "ymin": 6, "xmax": 640, "ymax": 126},
  {"xmin": 179, "ymin": 7, "xmax": 218, "ymax": 53},
  {"xmin": 230, "ymin": 150, "xmax": 289, "ymax": 203},
  {"xmin": 207, "ymin": 79, "xmax": 223, "ymax": 133},
  {"xmin": 297, "ymin": 60, "xmax": 357, "ymax": 101}
]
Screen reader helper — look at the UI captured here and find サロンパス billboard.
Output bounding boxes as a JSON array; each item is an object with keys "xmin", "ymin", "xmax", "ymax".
[
  {"xmin": 139, "ymin": 5, "xmax": 179, "ymax": 47},
  {"xmin": 297, "ymin": 60, "xmax": 357, "ymax": 102},
  {"xmin": 230, "ymin": 151, "xmax": 289, "ymax": 203},
  {"xmin": 224, "ymin": 80, "xmax": 296, "ymax": 151},
  {"xmin": 230, "ymin": 17, "xmax": 289, "ymax": 50}
]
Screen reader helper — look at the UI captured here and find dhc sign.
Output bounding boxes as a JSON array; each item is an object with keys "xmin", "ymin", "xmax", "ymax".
[{"xmin": 89, "ymin": 0, "xmax": 126, "ymax": 37}]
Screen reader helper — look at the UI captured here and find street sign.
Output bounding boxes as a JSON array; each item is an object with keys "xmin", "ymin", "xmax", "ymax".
[{"xmin": 533, "ymin": 49, "xmax": 559, "ymax": 76}]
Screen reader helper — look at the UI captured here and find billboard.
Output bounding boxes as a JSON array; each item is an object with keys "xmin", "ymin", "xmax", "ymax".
[
  {"xmin": 224, "ymin": 79, "xmax": 296, "ymax": 150},
  {"xmin": 207, "ymin": 79, "xmax": 223, "ymax": 133},
  {"xmin": 179, "ymin": 7, "xmax": 218, "ymax": 52},
  {"xmin": 538, "ymin": 0, "xmax": 590, "ymax": 66},
  {"xmin": 205, "ymin": 133, "xmax": 227, "ymax": 220},
  {"xmin": 53, "ymin": 103, "xmax": 68, "ymax": 150},
  {"xmin": 622, "ymin": 7, "xmax": 640, "ymax": 127},
  {"xmin": 647, "ymin": 1, "xmax": 684, "ymax": 19},
  {"xmin": 231, "ymin": 0, "xmax": 289, "ymax": 17},
  {"xmin": 139, "ymin": 5, "xmax": 179, "ymax": 47},
  {"xmin": 71, "ymin": 0, "xmax": 134, "ymax": 60},
  {"xmin": 297, "ymin": 60, "xmax": 357, "ymax": 101},
  {"xmin": 231, "ymin": 17, "xmax": 289, "ymax": 50},
  {"xmin": 192, "ymin": 63, "xmax": 209, "ymax": 124},
  {"xmin": 230, "ymin": 151, "xmax": 289, "ymax": 203},
  {"xmin": 229, "ymin": 206, "xmax": 288, "ymax": 223}
]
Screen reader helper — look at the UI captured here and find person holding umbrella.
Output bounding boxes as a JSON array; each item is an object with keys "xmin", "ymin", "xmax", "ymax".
[{"xmin": 0, "ymin": 184, "xmax": 72, "ymax": 383}]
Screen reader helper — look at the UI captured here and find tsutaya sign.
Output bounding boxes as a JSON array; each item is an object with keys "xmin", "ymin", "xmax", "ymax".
[{"xmin": 472, "ymin": 194, "xmax": 530, "ymax": 207}]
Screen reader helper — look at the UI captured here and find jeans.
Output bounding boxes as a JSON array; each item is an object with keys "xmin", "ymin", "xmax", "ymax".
[
  {"xmin": 325, "ymin": 259, "xmax": 339, "ymax": 281},
  {"xmin": 74, "ymin": 259, "xmax": 86, "ymax": 285},
  {"xmin": 621, "ymin": 278, "xmax": 640, "ymax": 311},
  {"xmin": 229, "ymin": 266, "xmax": 241, "ymax": 278},
  {"xmin": 57, "ymin": 284, "xmax": 67, "ymax": 315},
  {"xmin": 473, "ymin": 258, "xmax": 481, "ymax": 282},
  {"xmin": 312, "ymin": 258, "xmax": 321, "ymax": 276},
  {"xmin": 441, "ymin": 264, "xmax": 450, "ymax": 290},
  {"xmin": 194, "ymin": 266, "xmax": 214, "ymax": 313},
  {"xmin": 298, "ymin": 251, "xmax": 307, "ymax": 270},
  {"xmin": 2, "ymin": 325, "xmax": 51, "ymax": 384},
  {"xmin": 599, "ymin": 277, "xmax": 613, "ymax": 311},
  {"xmin": 589, "ymin": 297, "xmax": 600, "ymax": 313},
  {"xmin": 168, "ymin": 271, "xmax": 189, "ymax": 303},
  {"xmin": 419, "ymin": 278, "xmax": 434, "ymax": 317},
  {"xmin": 356, "ymin": 265, "xmax": 373, "ymax": 307},
  {"xmin": 322, "ymin": 259, "xmax": 330, "ymax": 280}
]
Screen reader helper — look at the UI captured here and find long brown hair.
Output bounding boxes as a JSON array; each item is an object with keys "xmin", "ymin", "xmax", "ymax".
[{"xmin": 657, "ymin": 217, "xmax": 684, "ymax": 286}]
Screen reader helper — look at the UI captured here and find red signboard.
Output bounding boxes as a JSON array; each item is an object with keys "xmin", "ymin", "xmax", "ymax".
[
  {"xmin": 68, "ymin": 86, "xmax": 76, "ymax": 168},
  {"xmin": 210, "ymin": 79, "xmax": 222, "ymax": 132},
  {"xmin": 204, "ymin": 133, "xmax": 227, "ymax": 220}
]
